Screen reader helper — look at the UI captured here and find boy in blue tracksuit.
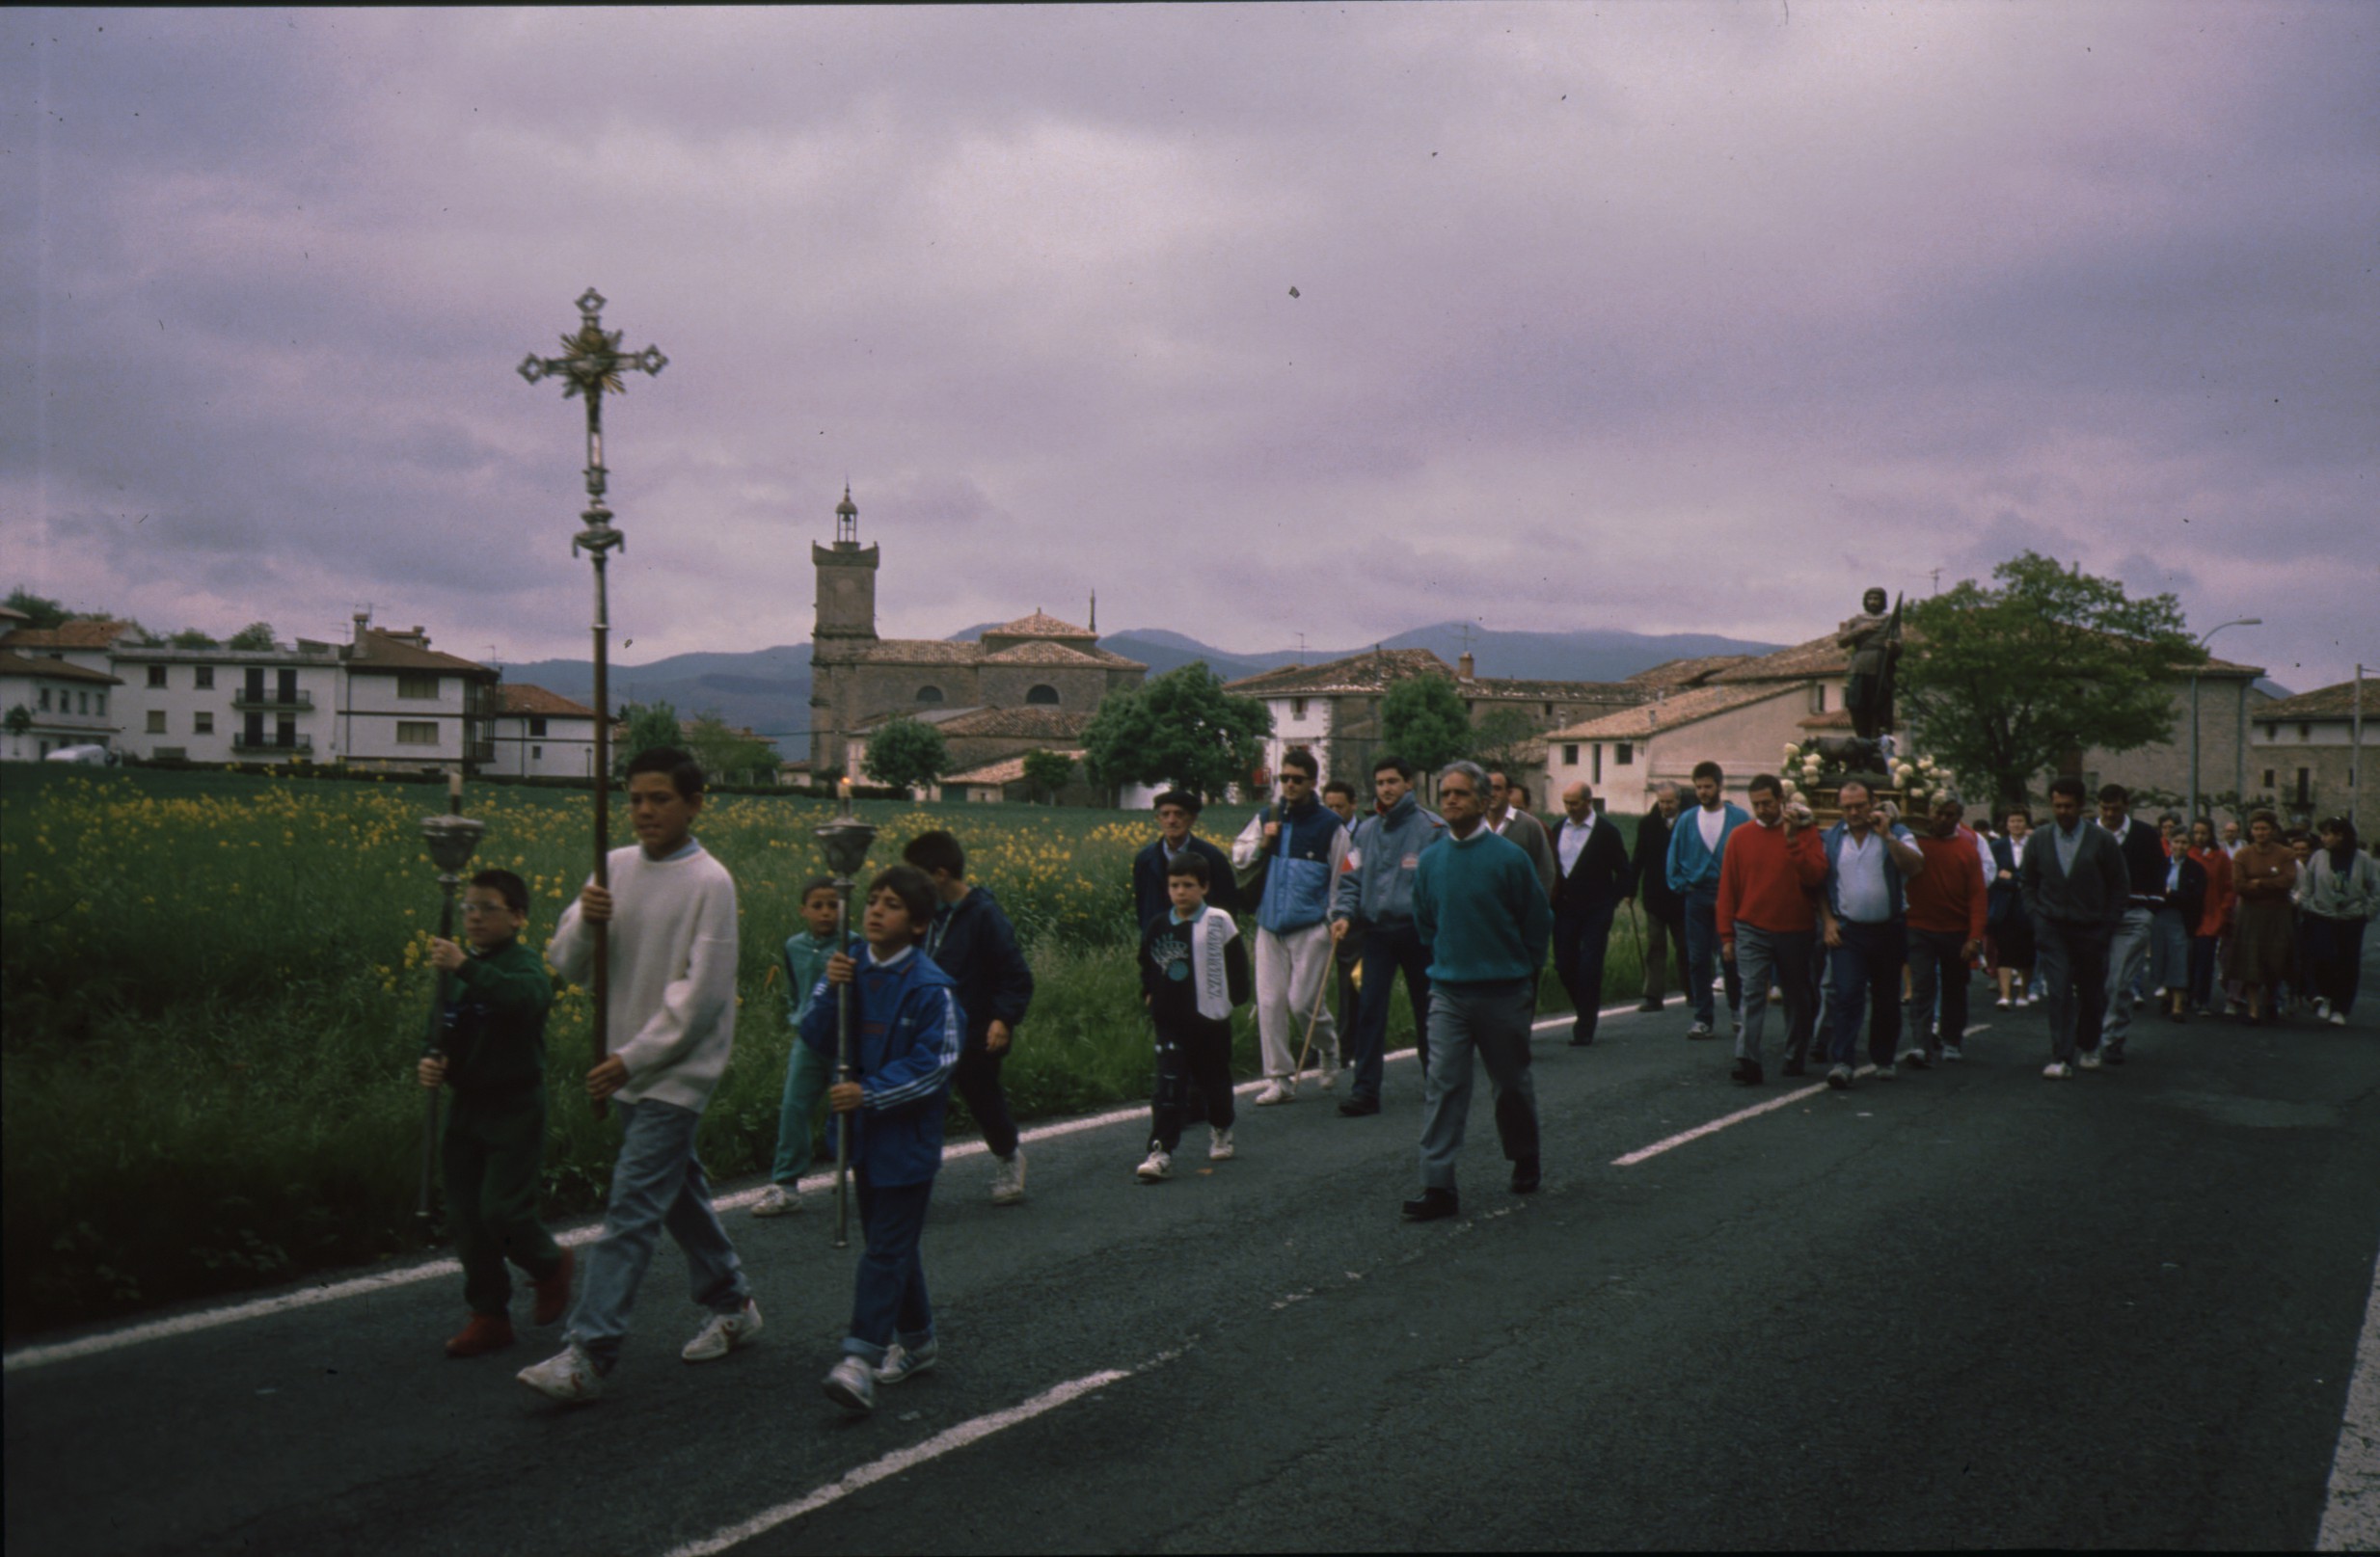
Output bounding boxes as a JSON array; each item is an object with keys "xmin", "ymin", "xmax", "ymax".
[
  {"xmin": 1666, "ymin": 760, "xmax": 1751, "ymax": 1038},
  {"xmin": 808, "ymin": 865, "xmax": 964, "ymax": 1417}
]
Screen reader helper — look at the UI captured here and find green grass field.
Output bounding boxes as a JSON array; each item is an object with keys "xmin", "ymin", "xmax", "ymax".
[{"xmin": 0, "ymin": 763, "xmax": 1644, "ymax": 1336}]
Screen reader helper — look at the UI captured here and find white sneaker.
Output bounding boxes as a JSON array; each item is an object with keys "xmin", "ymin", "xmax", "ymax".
[
  {"xmin": 2314, "ymin": 998, "xmax": 2333, "ymax": 1021},
  {"xmin": 1317, "ymin": 1046, "xmax": 1340, "ymax": 1090},
  {"xmin": 681, "ymin": 1299, "xmax": 763, "ymax": 1362},
  {"xmin": 875, "ymin": 1337, "xmax": 937, "ymax": 1384},
  {"xmin": 1940, "ymin": 1044, "xmax": 1963, "ymax": 1062},
  {"xmin": 1136, "ymin": 1148, "xmax": 1173, "ymax": 1183},
  {"xmin": 2042, "ymin": 1060, "xmax": 2073, "ymax": 1079},
  {"xmin": 750, "ymin": 1184, "xmax": 801, "ymax": 1218},
  {"xmin": 1255, "ymin": 1080, "xmax": 1296, "ymax": 1106},
  {"xmin": 1208, "ymin": 1125, "xmax": 1235, "ymax": 1162},
  {"xmin": 990, "ymin": 1147, "xmax": 1027, "ymax": 1205},
  {"xmin": 2331, "ymin": 1012, "xmax": 2348, "ymax": 1027},
  {"xmin": 1995, "ymin": 996, "xmax": 2013, "ymax": 1010},
  {"xmin": 1870, "ymin": 1061, "xmax": 1897, "ymax": 1081},
  {"xmin": 2077, "ymin": 1050, "xmax": 2103, "ymax": 1071},
  {"xmin": 518, "ymin": 1345, "xmax": 604, "ymax": 1404},
  {"xmin": 823, "ymin": 1355, "xmax": 876, "ymax": 1416}
]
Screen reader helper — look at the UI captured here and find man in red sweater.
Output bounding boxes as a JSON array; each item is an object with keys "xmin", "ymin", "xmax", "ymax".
[
  {"xmin": 1716, "ymin": 773, "xmax": 1828, "ymax": 1085},
  {"xmin": 1905, "ymin": 792, "xmax": 1989, "ymax": 1065}
]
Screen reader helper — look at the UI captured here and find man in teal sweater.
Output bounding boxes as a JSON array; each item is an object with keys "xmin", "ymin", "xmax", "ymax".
[{"xmin": 1404, "ymin": 761, "xmax": 1555, "ymax": 1221}]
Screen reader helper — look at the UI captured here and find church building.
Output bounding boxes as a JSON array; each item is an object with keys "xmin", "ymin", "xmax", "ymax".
[{"xmin": 807, "ymin": 487, "xmax": 1146, "ymax": 778}]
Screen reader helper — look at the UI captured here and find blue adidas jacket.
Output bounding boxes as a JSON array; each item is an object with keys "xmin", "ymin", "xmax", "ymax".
[
  {"xmin": 798, "ymin": 942, "xmax": 963, "ymax": 1187},
  {"xmin": 1666, "ymin": 801, "xmax": 1751, "ymax": 895},
  {"xmin": 1233, "ymin": 794, "xmax": 1350, "ymax": 934}
]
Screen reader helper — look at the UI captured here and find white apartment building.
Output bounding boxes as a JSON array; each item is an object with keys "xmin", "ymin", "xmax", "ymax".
[
  {"xmin": 337, "ymin": 615, "xmax": 500, "ymax": 774},
  {"xmin": 0, "ymin": 650, "xmax": 123, "ymax": 760},
  {"xmin": 112, "ymin": 641, "xmax": 344, "ymax": 765},
  {"xmin": 488, "ymin": 684, "xmax": 600, "ymax": 779}
]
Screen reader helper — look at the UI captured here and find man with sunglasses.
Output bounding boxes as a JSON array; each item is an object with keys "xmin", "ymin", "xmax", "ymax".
[{"xmin": 1232, "ymin": 748, "xmax": 1351, "ymax": 1104}]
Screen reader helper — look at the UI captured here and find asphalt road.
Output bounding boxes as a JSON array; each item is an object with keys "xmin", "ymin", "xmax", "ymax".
[{"xmin": 8, "ymin": 944, "xmax": 2378, "ymax": 1555}]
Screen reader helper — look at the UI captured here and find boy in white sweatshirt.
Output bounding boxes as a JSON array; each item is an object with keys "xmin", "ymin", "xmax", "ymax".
[{"xmin": 519, "ymin": 748, "xmax": 756, "ymax": 1405}]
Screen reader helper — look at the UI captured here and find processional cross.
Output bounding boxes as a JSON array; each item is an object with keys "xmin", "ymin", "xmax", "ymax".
[{"xmin": 518, "ymin": 288, "xmax": 667, "ymax": 1111}]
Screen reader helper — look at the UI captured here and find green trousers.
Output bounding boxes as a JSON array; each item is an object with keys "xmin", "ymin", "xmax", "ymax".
[{"xmin": 442, "ymin": 1094, "xmax": 563, "ymax": 1316}]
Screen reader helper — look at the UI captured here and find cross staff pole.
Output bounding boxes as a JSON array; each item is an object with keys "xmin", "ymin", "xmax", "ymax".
[{"xmin": 520, "ymin": 289, "xmax": 667, "ymax": 1116}]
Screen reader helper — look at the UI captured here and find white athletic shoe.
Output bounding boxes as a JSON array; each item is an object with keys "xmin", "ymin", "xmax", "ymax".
[
  {"xmin": 2314, "ymin": 998, "xmax": 2333, "ymax": 1021},
  {"xmin": 1255, "ymin": 1080, "xmax": 1297, "ymax": 1106},
  {"xmin": 681, "ymin": 1299, "xmax": 763, "ymax": 1362},
  {"xmin": 517, "ymin": 1345, "xmax": 604, "ymax": 1404},
  {"xmin": 2330, "ymin": 1012, "xmax": 2348, "ymax": 1027},
  {"xmin": 2042, "ymin": 1060, "xmax": 2073, "ymax": 1079},
  {"xmin": 2077, "ymin": 1050, "xmax": 2103, "ymax": 1071},
  {"xmin": 823, "ymin": 1355, "xmax": 876, "ymax": 1416},
  {"xmin": 1136, "ymin": 1148, "xmax": 1173, "ymax": 1183},
  {"xmin": 990, "ymin": 1147, "xmax": 1027, "ymax": 1205},
  {"xmin": 1940, "ymin": 1044, "xmax": 1964, "ymax": 1062},
  {"xmin": 749, "ymin": 1184, "xmax": 801, "ymax": 1218},
  {"xmin": 1317, "ymin": 1045, "xmax": 1341, "ymax": 1090},
  {"xmin": 876, "ymin": 1338, "xmax": 938, "ymax": 1384},
  {"xmin": 1208, "ymin": 1125, "xmax": 1235, "ymax": 1162}
]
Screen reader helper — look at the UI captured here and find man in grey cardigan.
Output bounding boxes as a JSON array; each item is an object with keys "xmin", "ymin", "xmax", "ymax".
[
  {"xmin": 1486, "ymin": 770, "xmax": 1557, "ymax": 899},
  {"xmin": 2020, "ymin": 775, "xmax": 2131, "ymax": 1078}
]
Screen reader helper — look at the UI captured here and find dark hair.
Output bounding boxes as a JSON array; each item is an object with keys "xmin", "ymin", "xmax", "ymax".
[
  {"xmin": 2097, "ymin": 783, "xmax": 2128, "ymax": 804},
  {"xmin": 902, "ymin": 829, "xmax": 966, "ymax": 879},
  {"xmin": 1152, "ymin": 788, "xmax": 1203, "ymax": 816},
  {"xmin": 1691, "ymin": 761, "xmax": 1723, "ymax": 784},
  {"xmin": 1837, "ymin": 778, "xmax": 1873, "ymax": 802},
  {"xmin": 1508, "ymin": 782, "xmax": 1532, "ymax": 808},
  {"xmin": 469, "ymin": 868, "xmax": 529, "ymax": 915},
  {"xmin": 1322, "ymin": 779, "xmax": 1357, "ymax": 802},
  {"xmin": 865, "ymin": 866, "xmax": 937, "ymax": 940},
  {"xmin": 1165, "ymin": 850, "xmax": 1212, "ymax": 885},
  {"xmin": 798, "ymin": 876, "xmax": 837, "ymax": 903},
  {"xmin": 625, "ymin": 745, "xmax": 705, "ymax": 799},
  {"xmin": 2157, "ymin": 812, "xmax": 2181, "ymax": 827},
  {"xmin": 2006, "ymin": 807, "xmax": 2033, "ymax": 824},
  {"xmin": 2047, "ymin": 777, "xmax": 2088, "ymax": 803},
  {"xmin": 1747, "ymin": 773, "xmax": 1782, "ymax": 799},
  {"xmin": 2320, "ymin": 816, "xmax": 2360, "ymax": 868},
  {"xmin": 2248, "ymin": 808, "xmax": 2278, "ymax": 831},
  {"xmin": 1372, "ymin": 755, "xmax": 1414, "ymax": 781},
  {"xmin": 1281, "ymin": 747, "xmax": 1318, "ymax": 781}
]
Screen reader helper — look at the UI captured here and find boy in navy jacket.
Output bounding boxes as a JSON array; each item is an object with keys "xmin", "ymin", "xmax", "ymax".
[
  {"xmin": 809, "ymin": 865, "xmax": 964, "ymax": 1417},
  {"xmin": 904, "ymin": 831, "xmax": 1036, "ymax": 1205}
]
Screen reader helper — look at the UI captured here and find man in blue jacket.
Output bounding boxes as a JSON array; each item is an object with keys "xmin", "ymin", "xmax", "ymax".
[
  {"xmin": 1331, "ymin": 755, "xmax": 1447, "ymax": 1116},
  {"xmin": 1232, "ymin": 748, "xmax": 1350, "ymax": 1104},
  {"xmin": 904, "ymin": 831, "xmax": 1036, "ymax": 1205},
  {"xmin": 1666, "ymin": 761, "xmax": 1750, "ymax": 1039},
  {"xmin": 1131, "ymin": 789, "xmax": 1238, "ymax": 935},
  {"xmin": 1404, "ymin": 761, "xmax": 1554, "ymax": 1221}
]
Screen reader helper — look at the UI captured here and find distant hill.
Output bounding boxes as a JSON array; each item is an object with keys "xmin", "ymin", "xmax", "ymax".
[{"xmin": 499, "ymin": 624, "xmax": 1784, "ymax": 758}]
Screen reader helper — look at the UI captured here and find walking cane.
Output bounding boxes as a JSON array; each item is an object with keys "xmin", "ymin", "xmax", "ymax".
[
  {"xmin": 815, "ymin": 783, "xmax": 878, "ymax": 1250},
  {"xmin": 1291, "ymin": 958, "xmax": 1335, "ymax": 1080},
  {"xmin": 417, "ymin": 774, "xmax": 485, "ymax": 1220}
]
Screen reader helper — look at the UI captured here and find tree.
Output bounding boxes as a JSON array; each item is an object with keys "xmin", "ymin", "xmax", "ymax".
[
  {"xmin": 4, "ymin": 589, "xmax": 68, "ymax": 631},
  {"xmin": 864, "ymin": 715, "xmax": 949, "ymax": 796},
  {"xmin": 169, "ymin": 629, "xmax": 219, "ymax": 649},
  {"xmin": 4, "ymin": 704, "xmax": 31, "ymax": 737},
  {"xmin": 227, "ymin": 623, "xmax": 277, "ymax": 651},
  {"xmin": 1080, "ymin": 661, "xmax": 1271, "ymax": 802},
  {"xmin": 683, "ymin": 710, "xmax": 778, "ymax": 787},
  {"xmin": 611, "ymin": 699, "xmax": 683, "ymax": 777},
  {"xmin": 1378, "ymin": 675, "xmax": 1472, "ymax": 787},
  {"xmin": 1467, "ymin": 707, "xmax": 1541, "ymax": 776},
  {"xmin": 1901, "ymin": 550, "xmax": 2202, "ymax": 812},
  {"xmin": 1020, "ymin": 748, "xmax": 1074, "ymax": 805}
]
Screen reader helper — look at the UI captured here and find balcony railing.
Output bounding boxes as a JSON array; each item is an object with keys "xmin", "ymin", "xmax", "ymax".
[
  {"xmin": 231, "ymin": 691, "xmax": 314, "ymax": 711},
  {"xmin": 230, "ymin": 734, "xmax": 315, "ymax": 756}
]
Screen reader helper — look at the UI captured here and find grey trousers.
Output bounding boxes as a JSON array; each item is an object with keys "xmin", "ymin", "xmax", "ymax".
[
  {"xmin": 1416, "ymin": 979, "xmax": 1539, "ymax": 1192},
  {"xmin": 2102, "ymin": 907, "xmax": 2154, "ymax": 1049},
  {"xmin": 1733, "ymin": 924, "xmax": 1816, "ymax": 1068}
]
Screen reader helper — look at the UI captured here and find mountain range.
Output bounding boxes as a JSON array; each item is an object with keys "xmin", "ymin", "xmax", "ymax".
[{"xmin": 496, "ymin": 623, "xmax": 1785, "ymax": 755}]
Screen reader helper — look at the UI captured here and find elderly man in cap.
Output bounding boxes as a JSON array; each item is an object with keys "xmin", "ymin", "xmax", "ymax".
[{"xmin": 1133, "ymin": 789, "xmax": 1237, "ymax": 937}]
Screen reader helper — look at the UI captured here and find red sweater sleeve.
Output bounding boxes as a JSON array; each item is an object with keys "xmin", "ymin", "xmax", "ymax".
[{"xmin": 1716, "ymin": 838, "xmax": 1742, "ymax": 940}]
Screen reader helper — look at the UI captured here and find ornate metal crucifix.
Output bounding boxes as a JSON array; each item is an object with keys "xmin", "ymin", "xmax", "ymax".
[{"xmin": 519, "ymin": 288, "xmax": 667, "ymax": 1111}]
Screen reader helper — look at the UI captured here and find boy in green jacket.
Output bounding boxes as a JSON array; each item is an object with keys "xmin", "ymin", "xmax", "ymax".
[{"xmin": 417, "ymin": 868, "xmax": 572, "ymax": 1357}]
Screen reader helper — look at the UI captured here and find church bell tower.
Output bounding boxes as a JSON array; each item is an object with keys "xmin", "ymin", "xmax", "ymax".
[{"xmin": 812, "ymin": 484, "xmax": 879, "ymax": 643}]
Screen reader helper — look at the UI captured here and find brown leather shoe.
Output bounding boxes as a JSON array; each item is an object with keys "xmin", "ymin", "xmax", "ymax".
[
  {"xmin": 531, "ymin": 1248, "xmax": 575, "ymax": 1329},
  {"xmin": 445, "ymin": 1314, "xmax": 517, "ymax": 1358}
]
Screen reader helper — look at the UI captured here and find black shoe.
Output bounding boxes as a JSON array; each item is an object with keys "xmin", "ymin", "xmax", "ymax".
[
  {"xmin": 1401, "ymin": 1188, "xmax": 1459, "ymax": 1221},
  {"xmin": 1636, "ymin": 998, "xmax": 1663, "ymax": 1012},
  {"xmin": 1567, "ymin": 1034, "xmax": 1594, "ymax": 1048},
  {"xmin": 1781, "ymin": 1058, "xmax": 1807, "ymax": 1078},
  {"xmin": 1731, "ymin": 1059, "xmax": 1764, "ymax": 1086},
  {"xmin": 2103, "ymin": 1044, "xmax": 2126, "ymax": 1066},
  {"xmin": 1509, "ymin": 1158, "xmax": 1541, "ymax": 1195},
  {"xmin": 1338, "ymin": 1095, "xmax": 1382, "ymax": 1117}
]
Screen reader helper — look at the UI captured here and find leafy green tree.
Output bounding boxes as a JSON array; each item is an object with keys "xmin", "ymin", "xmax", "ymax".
[
  {"xmin": 683, "ymin": 710, "xmax": 778, "ymax": 787},
  {"xmin": 169, "ymin": 629, "xmax": 219, "ymax": 649},
  {"xmin": 4, "ymin": 589, "xmax": 68, "ymax": 631},
  {"xmin": 1080, "ymin": 661, "xmax": 1271, "ymax": 802},
  {"xmin": 1468, "ymin": 707, "xmax": 1541, "ymax": 776},
  {"xmin": 611, "ymin": 699, "xmax": 683, "ymax": 777},
  {"xmin": 226, "ymin": 623, "xmax": 277, "ymax": 651},
  {"xmin": 1901, "ymin": 550, "xmax": 2202, "ymax": 812},
  {"xmin": 864, "ymin": 716, "xmax": 950, "ymax": 795},
  {"xmin": 1020, "ymin": 748, "xmax": 1074, "ymax": 805},
  {"xmin": 5, "ymin": 704, "xmax": 32, "ymax": 737},
  {"xmin": 1378, "ymin": 675, "xmax": 1472, "ymax": 788}
]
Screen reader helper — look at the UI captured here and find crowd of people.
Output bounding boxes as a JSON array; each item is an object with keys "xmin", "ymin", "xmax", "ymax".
[{"xmin": 407, "ymin": 743, "xmax": 2376, "ymax": 1417}]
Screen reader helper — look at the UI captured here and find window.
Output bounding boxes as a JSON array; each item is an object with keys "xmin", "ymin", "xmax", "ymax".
[
  {"xmin": 2300, "ymin": 723, "xmax": 2312, "ymax": 739},
  {"xmin": 1810, "ymin": 685, "xmax": 1826, "ymax": 714},
  {"xmin": 396, "ymin": 721, "xmax": 440, "ymax": 746},
  {"xmin": 195, "ymin": 666, "xmax": 215, "ymax": 689},
  {"xmin": 396, "ymin": 673, "xmax": 440, "ymax": 700},
  {"xmin": 915, "ymin": 685, "xmax": 943, "ymax": 705},
  {"xmin": 1592, "ymin": 744, "xmax": 1604, "ymax": 784},
  {"xmin": 531, "ymin": 744, "xmax": 543, "ymax": 761},
  {"xmin": 194, "ymin": 711, "xmax": 214, "ymax": 735},
  {"xmin": 1543, "ymin": 703, "xmax": 1555, "ymax": 716},
  {"xmin": 528, "ymin": 716, "xmax": 549, "ymax": 737},
  {"xmin": 2263, "ymin": 723, "xmax": 2278, "ymax": 741},
  {"xmin": 95, "ymin": 693, "xmax": 105, "ymax": 716},
  {"xmin": 1025, "ymin": 684, "xmax": 1060, "ymax": 706},
  {"xmin": 147, "ymin": 711, "xmax": 167, "ymax": 734},
  {"xmin": 37, "ymin": 687, "xmax": 50, "ymax": 711},
  {"xmin": 2261, "ymin": 769, "xmax": 2275, "ymax": 789},
  {"xmin": 1291, "ymin": 698, "xmax": 1309, "ymax": 720},
  {"xmin": 147, "ymin": 665, "xmax": 167, "ymax": 688},
  {"xmin": 76, "ymin": 691, "xmax": 89, "ymax": 713},
  {"xmin": 1563, "ymin": 744, "xmax": 1579, "ymax": 765},
  {"xmin": 1616, "ymin": 742, "xmax": 1635, "ymax": 765},
  {"xmin": 2296, "ymin": 768, "xmax": 2312, "ymax": 805}
]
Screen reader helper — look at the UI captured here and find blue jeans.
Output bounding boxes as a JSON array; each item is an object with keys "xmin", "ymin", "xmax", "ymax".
[
  {"xmin": 845, "ymin": 1175, "xmax": 933, "ymax": 1365},
  {"xmin": 567, "ymin": 1097, "xmax": 749, "ymax": 1370},
  {"xmin": 1826, "ymin": 919, "xmax": 1907, "ymax": 1068},
  {"xmin": 1683, "ymin": 886, "xmax": 1742, "ymax": 1028},
  {"xmin": 1553, "ymin": 901, "xmax": 1617, "ymax": 1043},
  {"xmin": 1349, "ymin": 920, "xmax": 1431, "ymax": 1103},
  {"xmin": 770, "ymin": 1038, "xmax": 834, "ymax": 1188},
  {"xmin": 1415, "ymin": 979, "xmax": 1539, "ymax": 1192}
]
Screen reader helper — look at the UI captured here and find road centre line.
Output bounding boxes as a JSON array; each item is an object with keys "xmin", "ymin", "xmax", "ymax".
[
  {"xmin": 0, "ymin": 997, "xmax": 1630, "ymax": 1374},
  {"xmin": 659, "ymin": 1366, "xmax": 1135, "ymax": 1557}
]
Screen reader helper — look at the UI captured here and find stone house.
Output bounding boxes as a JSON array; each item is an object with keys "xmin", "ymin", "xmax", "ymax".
[
  {"xmin": 2249, "ymin": 679, "xmax": 2375, "ymax": 837},
  {"xmin": 336, "ymin": 615, "xmax": 501, "ymax": 774}
]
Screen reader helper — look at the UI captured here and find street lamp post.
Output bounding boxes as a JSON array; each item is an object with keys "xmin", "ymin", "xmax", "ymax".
[{"xmin": 2189, "ymin": 617, "xmax": 2261, "ymax": 826}]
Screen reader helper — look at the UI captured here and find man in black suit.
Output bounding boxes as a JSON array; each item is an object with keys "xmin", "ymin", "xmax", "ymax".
[
  {"xmin": 2019, "ymin": 776, "xmax": 2131, "ymax": 1078},
  {"xmin": 1132, "ymin": 789, "xmax": 1237, "ymax": 935},
  {"xmin": 1631, "ymin": 782, "xmax": 1689, "ymax": 1010},
  {"xmin": 1551, "ymin": 782, "xmax": 1636, "ymax": 1046}
]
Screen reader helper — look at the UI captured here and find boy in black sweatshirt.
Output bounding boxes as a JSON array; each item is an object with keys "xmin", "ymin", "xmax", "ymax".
[
  {"xmin": 904, "ymin": 831, "xmax": 1037, "ymax": 1205},
  {"xmin": 416, "ymin": 868, "xmax": 571, "ymax": 1358},
  {"xmin": 1137, "ymin": 850, "xmax": 1251, "ymax": 1182}
]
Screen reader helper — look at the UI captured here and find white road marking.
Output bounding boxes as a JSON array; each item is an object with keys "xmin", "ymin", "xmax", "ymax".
[
  {"xmin": 2317, "ymin": 1241, "xmax": 2380, "ymax": 1551},
  {"xmin": 660, "ymin": 1367, "xmax": 1133, "ymax": 1557}
]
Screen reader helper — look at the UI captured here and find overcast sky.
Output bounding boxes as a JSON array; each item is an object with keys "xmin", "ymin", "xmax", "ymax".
[{"xmin": 5, "ymin": 4, "xmax": 2373, "ymax": 688}]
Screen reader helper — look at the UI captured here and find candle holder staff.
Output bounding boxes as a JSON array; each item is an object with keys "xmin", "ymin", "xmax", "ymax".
[{"xmin": 813, "ymin": 783, "xmax": 879, "ymax": 1248}]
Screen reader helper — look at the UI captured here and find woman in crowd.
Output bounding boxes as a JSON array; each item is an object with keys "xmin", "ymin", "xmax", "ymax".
[
  {"xmin": 2148, "ymin": 825, "xmax": 2205, "ymax": 1023},
  {"xmin": 2184, "ymin": 819, "xmax": 2233, "ymax": 1018},
  {"xmin": 2225, "ymin": 811, "xmax": 2298, "ymax": 1026},
  {"xmin": 2299, "ymin": 817, "xmax": 2377, "ymax": 1027}
]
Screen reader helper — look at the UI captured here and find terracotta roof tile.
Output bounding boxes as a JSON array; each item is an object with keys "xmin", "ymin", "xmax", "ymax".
[
  {"xmin": 987, "ymin": 610, "xmax": 1095, "ymax": 640},
  {"xmin": 1467, "ymin": 676, "xmax": 1643, "ymax": 705},
  {"xmin": 2255, "ymin": 680, "xmax": 2375, "ymax": 721},
  {"xmin": 944, "ymin": 747, "xmax": 1087, "ymax": 787},
  {"xmin": 851, "ymin": 639, "xmax": 989, "ymax": 666},
  {"xmin": 1628, "ymin": 654, "xmax": 1754, "ymax": 688},
  {"xmin": 1227, "ymin": 648, "xmax": 1452, "ymax": 696},
  {"xmin": 1547, "ymin": 682, "xmax": 1799, "ymax": 740},
  {"xmin": 500, "ymin": 684, "xmax": 599, "ymax": 718},
  {"xmin": 982, "ymin": 639, "xmax": 1107, "ymax": 666},
  {"xmin": 344, "ymin": 629, "xmax": 494, "ymax": 676},
  {"xmin": 0, "ymin": 620, "xmax": 142, "ymax": 651},
  {"xmin": 935, "ymin": 706, "xmax": 1094, "ymax": 738},
  {"xmin": 0, "ymin": 650, "xmax": 123, "ymax": 685}
]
